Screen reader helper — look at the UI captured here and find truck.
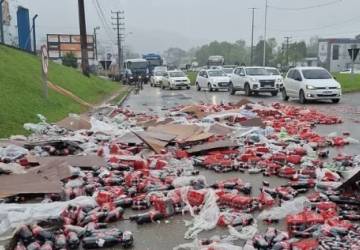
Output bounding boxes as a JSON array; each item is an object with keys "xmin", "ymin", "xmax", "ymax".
[
  {"xmin": 123, "ymin": 59, "xmax": 150, "ymax": 85},
  {"xmin": 142, "ymin": 53, "xmax": 163, "ymax": 75},
  {"xmin": 207, "ymin": 55, "xmax": 225, "ymax": 68}
]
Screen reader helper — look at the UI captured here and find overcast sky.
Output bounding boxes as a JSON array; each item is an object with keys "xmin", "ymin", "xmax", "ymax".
[{"xmin": 16, "ymin": 0, "xmax": 360, "ymax": 55}]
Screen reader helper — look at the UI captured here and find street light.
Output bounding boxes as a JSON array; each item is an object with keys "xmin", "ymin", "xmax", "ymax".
[
  {"xmin": 32, "ymin": 14, "xmax": 38, "ymax": 54},
  {"xmin": 93, "ymin": 26, "xmax": 100, "ymax": 60}
]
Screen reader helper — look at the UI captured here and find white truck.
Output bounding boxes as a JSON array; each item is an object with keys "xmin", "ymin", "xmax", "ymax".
[{"xmin": 229, "ymin": 66, "xmax": 283, "ymax": 96}]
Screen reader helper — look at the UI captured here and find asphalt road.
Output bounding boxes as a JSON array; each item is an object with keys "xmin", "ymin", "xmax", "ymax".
[{"xmin": 119, "ymin": 85, "xmax": 360, "ymax": 250}]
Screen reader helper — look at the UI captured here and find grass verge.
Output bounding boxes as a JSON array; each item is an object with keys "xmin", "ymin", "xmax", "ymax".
[
  {"xmin": 187, "ymin": 71, "xmax": 197, "ymax": 85},
  {"xmin": 334, "ymin": 73, "xmax": 360, "ymax": 93},
  {"xmin": 0, "ymin": 45, "xmax": 120, "ymax": 137}
]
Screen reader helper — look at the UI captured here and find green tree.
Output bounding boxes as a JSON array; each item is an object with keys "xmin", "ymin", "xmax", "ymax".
[
  {"xmin": 194, "ymin": 40, "xmax": 250, "ymax": 66},
  {"xmin": 62, "ymin": 52, "xmax": 78, "ymax": 68},
  {"xmin": 253, "ymin": 38, "xmax": 277, "ymax": 66}
]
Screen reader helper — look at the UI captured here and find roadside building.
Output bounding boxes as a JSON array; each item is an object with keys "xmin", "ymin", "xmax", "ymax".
[{"xmin": 318, "ymin": 38, "xmax": 360, "ymax": 72}]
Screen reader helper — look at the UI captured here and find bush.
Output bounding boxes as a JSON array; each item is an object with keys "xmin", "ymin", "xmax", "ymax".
[{"xmin": 62, "ymin": 52, "xmax": 78, "ymax": 68}]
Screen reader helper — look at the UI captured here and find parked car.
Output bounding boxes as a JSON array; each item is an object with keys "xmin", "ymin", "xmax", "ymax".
[
  {"xmin": 196, "ymin": 69, "xmax": 230, "ymax": 91},
  {"xmin": 282, "ymin": 67, "xmax": 341, "ymax": 104},
  {"xmin": 150, "ymin": 71, "xmax": 166, "ymax": 87},
  {"xmin": 229, "ymin": 66, "xmax": 281, "ymax": 96},
  {"xmin": 161, "ymin": 70, "xmax": 191, "ymax": 90}
]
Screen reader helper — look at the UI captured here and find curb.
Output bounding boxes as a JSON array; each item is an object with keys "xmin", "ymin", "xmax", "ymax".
[{"xmin": 118, "ymin": 87, "xmax": 134, "ymax": 106}]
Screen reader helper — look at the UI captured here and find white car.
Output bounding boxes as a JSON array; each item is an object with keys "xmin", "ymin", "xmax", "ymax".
[
  {"xmin": 150, "ymin": 71, "xmax": 166, "ymax": 87},
  {"xmin": 229, "ymin": 67, "xmax": 282, "ymax": 96},
  {"xmin": 195, "ymin": 69, "xmax": 230, "ymax": 91},
  {"xmin": 161, "ymin": 70, "xmax": 191, "ymax": 90},
  {"xmin": 282, "ymin": 67, "xmax": 341, "ymax": 104}
]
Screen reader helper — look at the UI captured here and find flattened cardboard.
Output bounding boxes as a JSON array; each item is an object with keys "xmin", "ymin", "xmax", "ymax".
[
  {"xmin": 115, "ymin": 132, "xmax": 143, "ymax": 145},
  {"xmin": 184, "ymin": 132, "xmax": 214, "ymax": 143},
  {"xmin": 148, "ymin": 124, "xmax": 202, "ymax": 141},
  {"xmin": 136, "ymin": 131, "xmax": 176, "ymax": 142},
  {"xmin": 133, "ymin": 132, "xmax": 168, "ymax": 154},
  {"xmin": 0, "ymin": 159, "xmax": 71, "ymax": 198},
  {"xmin": 187, "ymin": 140, "xmax": 238, "ymax": 154},
  {"xmin": 240, "ymin": 117, "xmax": 266, "ymax": 128},
  {"xmin": 32, "ymin": 155, "xmax": 106, "ymax": 169},
  {"xmin": 208, "ymin": 123, "xmax": 234, "ymax": 136}
]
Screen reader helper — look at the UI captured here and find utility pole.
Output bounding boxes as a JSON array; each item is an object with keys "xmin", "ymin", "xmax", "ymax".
[
  {"xmin": 263, "ymin": 0, "xmax": 268, "ymax": 66},
  {"xmin": 0, "ymin": 0, "xmax": 4, "ymax": 44},
  {"xmin": 249, "ymin": 8, "xmax": 257, "ymax": 66},
  {"xmin": 93, "ymin": 26, "xmax": 100, "ymax": 61},
  {"xmin": 78, "ymin": 0, "xmax": 89, "ymax": 76},
  {"xmin": 284, "ymin": 36, "xmax": 292, "ymax": 68},
  {"xmin": 112, "ymin": 11, "xmax": 125, "ymax": 78},
  {"xmin": 32, "ymin": 14, "xmax": 38, "ymax": 54}
]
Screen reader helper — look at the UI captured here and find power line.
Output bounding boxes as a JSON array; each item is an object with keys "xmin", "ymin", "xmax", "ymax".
[
  {"xmin": 92, "ymin": 0, "xmax": 115, "ymax": 43},
  {"xmin": 255, "ymin": 14, "xmax": 360, "ymax": 33},
  {"xmin": 269, "ymin": 0, "xmax": 343, "ymax": 11}
]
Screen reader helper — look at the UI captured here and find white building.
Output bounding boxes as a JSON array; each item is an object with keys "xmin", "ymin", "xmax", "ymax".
[{"xmin": 318, "ymin": 38, "xmax": 360, "ymax": 72}]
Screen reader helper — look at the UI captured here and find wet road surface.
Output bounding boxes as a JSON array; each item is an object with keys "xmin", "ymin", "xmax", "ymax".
[{"xmin": 119, "ymin": 84, "xmax": 360, "ymax": 250}]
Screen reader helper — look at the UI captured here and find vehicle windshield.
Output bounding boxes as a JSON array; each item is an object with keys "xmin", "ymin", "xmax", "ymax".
[
  {"xmin": 302, "ymin": 69, "xmax": 332, "ymax": 79},
  {"xmin": 127, "ymin": 61, "xmax": 147, "ymax": 69},
  {"xmin": 208, "ymin": 70, "xmax": 226, "ymax": 77},
  {"xmin": 148, "ymin": 59, "xmax": 162, "ymax": 66},
  {"xmin": 245, "ymin": 67, "xmax": 268, "ymax": 76},
  {"xmin": 223, "ymin": 68, "xmax": 234, "ymax": 74},
  {"xmin": 169, "ymin": 71, "xmax": 186, "ymax": 77},
  {"xmin": 154, "ymin": 71, "xmax": 164, "ymax": 76},
  {"xmin": 266, "ymin": 68, "xmax": 281, "ymax": 75}
]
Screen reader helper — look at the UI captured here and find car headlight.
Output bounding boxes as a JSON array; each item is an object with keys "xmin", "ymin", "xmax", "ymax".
[
  {"xmin": 306, "ymin": 85, "xmax": 316, "ymax": 90},
  {"xmin": 276, "ymin": 78, "xmax": 283, "ymax": 83},
  {"xmin": 130, "ymin": 76, "xmax": 133, "ymax": 79},
  {"xmin": 250, "ymin": 77, "xmax": 258, "ymax": 82},
  {"xmin": 139, "ymin": 76, "xmax": 142, "ymax": 79}
]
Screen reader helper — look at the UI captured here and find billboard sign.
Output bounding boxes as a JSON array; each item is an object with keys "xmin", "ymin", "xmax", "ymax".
[{"xmin": 46, "ymin": 34, "xmax": 95, "ymax": 59}]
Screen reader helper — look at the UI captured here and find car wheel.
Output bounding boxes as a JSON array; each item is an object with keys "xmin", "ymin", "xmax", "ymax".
[
  {"xmin": 299, "ymin": 90, "xmax": 307, "ymax": 104},
  {"xmin": 196, "ymin": 82, "xmax": 201, "ymax": 91},
  {"xmin": 332, "ymin": 99, "xmax": 340, "ymax": 103},
  {"xmin": 208, "ymin": 83, "xmax": 213, "ymax": 92},
  {"xmin": 229, "ymin": 83, "xmax": 236, "ymax": 95},
  {"xmin": 244, "ymin": 83, "xmax": 251, "ymax": 96},
  {"xmin": 161, "ymin": 85, "xmax": 165, "ymax": 90},
  {"xmin": 271, "ymin": 91, "xmax": 278, "ymax": 97},
  {"xmin": 282, "ymin": 88, "xmax": 289, "ymax": 101},
  {"xmin": 186, "ymin": 86, "xmax": 190, "ymax": 90}
]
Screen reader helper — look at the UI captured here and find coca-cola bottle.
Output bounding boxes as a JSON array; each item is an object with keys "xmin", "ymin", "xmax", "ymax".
[
  {"xmin": 66, "ymin": 231, "xmax": 80, "ymax": 249},
  {"xmin": 17, "ymin": 225, "xmax": 33, "ymax": 245},
  {"xmin": 31, "ymin": 225, "xmax": 55, "ymax": 242},
  {"xmin": 39, "ymin": 241, "xmax": 53, "ymax": 250}
]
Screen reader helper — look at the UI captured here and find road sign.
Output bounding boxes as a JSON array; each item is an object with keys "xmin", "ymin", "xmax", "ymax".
[
  {"xmin": 348, "ymin": 48, "xmax": 360, "ymax": 62},
  {"xmin": 41, "ymin": 45, "xmax": 48, "ymax": 99},
  {"xmin": 41, "ymin": 45, "xmax": 49, "ymax": 75}
]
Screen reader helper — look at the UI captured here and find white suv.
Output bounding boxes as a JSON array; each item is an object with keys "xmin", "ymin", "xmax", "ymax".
[
  {"xmin": 282, "ymin": 67, "xmax": 341, "ymax": 104},
  {"xmin": 229, "ymin": 67, "xmax": 282, "ymax": 96}
]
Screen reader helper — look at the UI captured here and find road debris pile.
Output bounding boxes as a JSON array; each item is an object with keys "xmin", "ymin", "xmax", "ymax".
[{"xmin": 0, "ymin": 99, "xmax": 359, "ymax": 249}]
